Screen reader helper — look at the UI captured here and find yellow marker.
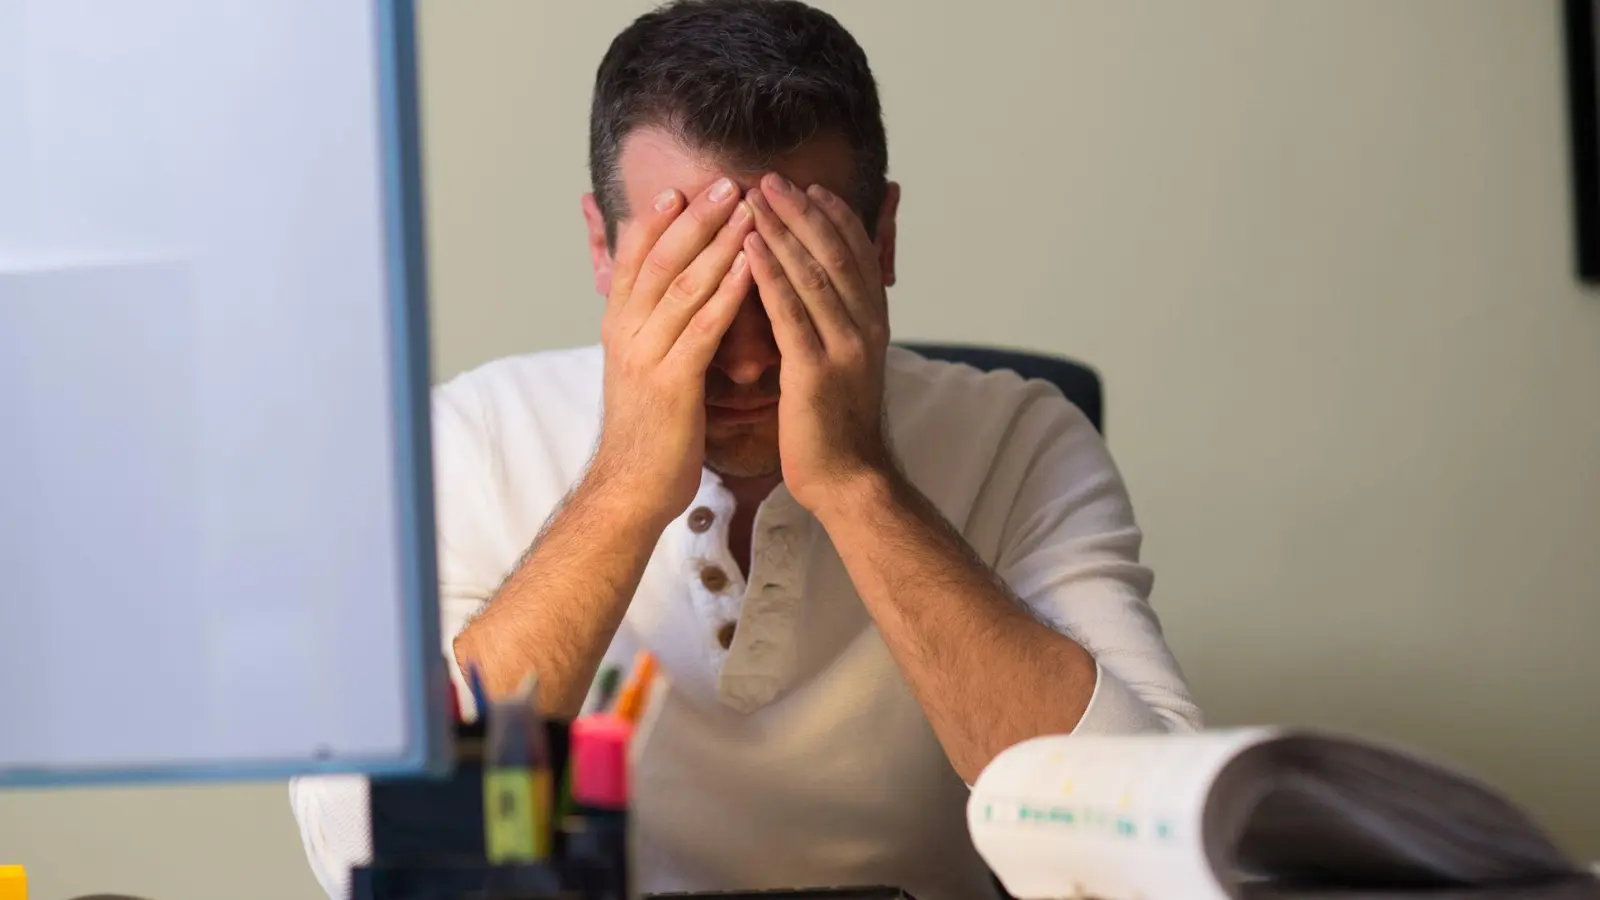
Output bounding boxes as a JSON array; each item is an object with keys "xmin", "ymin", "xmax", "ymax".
[
  {"xmin": 1119, "ymin": 791, "xmax": 1132, "ymax": 810},
  {"xmin": 1061, "ymin": 779, "xmax": 1074, "ymax": 795},
  {"xmin": 484, "ymin": 767, "xmax": 553, "ymax": 863},
  {"xmin": 482, "ymin": 673, "xmax": 554, "ymax": 863},
  {"xmin": 0, "ymin": 866, "xmax": 26, "ymax": 900}
]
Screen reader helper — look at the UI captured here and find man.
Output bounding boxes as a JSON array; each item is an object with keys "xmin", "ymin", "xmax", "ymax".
[{"xmin": 292, "ymin": 1, "xmax": 1201, "ymax": 898}]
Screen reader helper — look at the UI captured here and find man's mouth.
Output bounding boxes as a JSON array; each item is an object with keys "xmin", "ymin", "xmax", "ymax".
[
  {"xmin": 706, "ymin": 396, "xmax": 779, "ymax": 423},
  {"xmin": 708, "ymin": 396, "xmax": 779, "ymax": 412}
]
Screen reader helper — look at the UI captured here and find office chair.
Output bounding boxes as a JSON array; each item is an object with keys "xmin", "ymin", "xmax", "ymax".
[{"xmin": 897, "ymin": 343, "xmax": 1104, "ymax": 434}]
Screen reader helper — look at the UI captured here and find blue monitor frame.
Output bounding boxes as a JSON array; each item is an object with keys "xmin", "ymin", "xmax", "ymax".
[{"xmin": 0, "ymin": 0, "xmax": 447, "ymax": 787}]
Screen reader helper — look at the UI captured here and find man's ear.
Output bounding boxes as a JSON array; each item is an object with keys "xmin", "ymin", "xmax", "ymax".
[
  {"xmin": 581, "ymin": 193, "xmax": 614, "ymax": 297},
  {"xmin": 875, "ymin": 182, "xmax": 901, "ymax": 288}
]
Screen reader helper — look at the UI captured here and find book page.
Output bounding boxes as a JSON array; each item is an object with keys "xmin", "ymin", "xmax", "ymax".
[
  {"xmin": 1224, "ymin": 732, "xmax": 1583, "ymax": 888},
  {"xmin": 967, "ymin": 728, "xmax": 1281, "ymax": 900}
]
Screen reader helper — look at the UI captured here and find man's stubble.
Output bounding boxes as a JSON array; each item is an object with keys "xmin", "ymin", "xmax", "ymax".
[{"xmin": 705, "ymin": 421, "xmax": 782, "ymax": 480}]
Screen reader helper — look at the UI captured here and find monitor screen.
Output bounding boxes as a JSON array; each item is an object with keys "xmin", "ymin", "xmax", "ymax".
[{"xmin": 0, "ymin": 0, "xmax": 444, "ymax": 784}]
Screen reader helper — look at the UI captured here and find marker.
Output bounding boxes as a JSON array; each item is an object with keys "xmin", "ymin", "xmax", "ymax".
[
  {"xmin": 571, "ymin": 714, "xmax": 630, "ymax": 810},
  {"xmin": 0, "ymin": 865, "xmax": 26, "ymax": 900},
  {"xmin": 611, "ymin": 651, "xmax": 659, "ymax": 724},
  {"xmin": 559, "ymin": 663, "xmax": 621, "ymax": 828},
  {"xmin": 592, "ymin": 664, "xmax": 623, "ymax": 713},
  {"xmin": 483, "ymin": 673, "xmax": 553, "ymax": 863},
  {"xmin": 566, "ymin": 713, "xmax": 633, "ymax": 900}
]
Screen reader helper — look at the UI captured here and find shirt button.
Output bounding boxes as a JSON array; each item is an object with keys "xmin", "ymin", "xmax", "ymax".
[
  {"xmin": 687, "ymin": 506, "xmax": 716, "ymax": 533},
  {"xmin": 717, "ymin": 621, "xmax": 737, "ymax": 649},
  {"xmin": 700, "ymin": 565, "xmax": 730, "ymax": 593}
]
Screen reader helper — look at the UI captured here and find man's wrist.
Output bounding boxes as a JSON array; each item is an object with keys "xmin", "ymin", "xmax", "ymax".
[
  {"xmin": 807, "ymin": 461, "xmax": 906, "ymax": 529},
  {"xmin": 575, "ymin": 457, "xmax": 682, "ymax": 536}
]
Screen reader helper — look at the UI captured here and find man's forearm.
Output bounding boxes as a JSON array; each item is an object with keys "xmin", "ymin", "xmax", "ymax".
[
  {"xmin": 815, "ymin": 470, "xmax": 1098, "ymax": 783},
  {"xmin": 452, "ymin": 471, "xmax": 667, "ymax": 717}
]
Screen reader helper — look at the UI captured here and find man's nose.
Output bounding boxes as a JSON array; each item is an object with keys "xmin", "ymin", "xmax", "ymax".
[{"xmin": 711, "ymin": 295, "xmax": 778, "ymax": 385}]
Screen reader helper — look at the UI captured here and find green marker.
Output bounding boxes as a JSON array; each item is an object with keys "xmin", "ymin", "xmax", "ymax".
[{"xmin": 594, "ymin": 664, "xmax": 623, "ymax": 712}]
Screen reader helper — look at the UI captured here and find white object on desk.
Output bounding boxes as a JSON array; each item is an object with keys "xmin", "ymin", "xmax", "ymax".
[
  {"xmin": 968, "ymin": 729, "xmax": 1259, "ymax": 900},
  {"xmin": 967, "ymin": 728, "xmax": 1598, "ymax": 900}
]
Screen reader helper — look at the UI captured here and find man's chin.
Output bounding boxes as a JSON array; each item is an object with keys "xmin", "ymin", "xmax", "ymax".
[{"xmin": 705, "ymin": 433, "xmax": 782, "ymax": 480}]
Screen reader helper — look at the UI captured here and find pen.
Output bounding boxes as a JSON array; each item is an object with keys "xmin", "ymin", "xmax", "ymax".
[{"xmin": 465, "ymin": 663, "xmax": 490, "ymax": 721}]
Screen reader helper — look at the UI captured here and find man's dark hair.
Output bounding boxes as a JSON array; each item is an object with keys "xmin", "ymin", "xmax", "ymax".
[{"xmin": 589, "ymin": 0, "xmax": 888, "ymax": 248}]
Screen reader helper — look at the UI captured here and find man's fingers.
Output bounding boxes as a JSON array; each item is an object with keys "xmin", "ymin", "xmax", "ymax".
[
  {"xmin": 620, "ymin": 177, "xmax": 743, "ymax": 333},
  {"xmin": 804, "ymin": 184, "xmax": 880, "ymax": 288},
  {"xmin": 758, "ymin": 175, "xmax": 878, "ymax": 329},
  {"xmin": 747, "ymin": 185, "xmax": 856, "ymax": 347},
  {"xmin": 745, "ymin": 232, "xmax": 823, "ymax": 363},
  {"xmin": 666, "ymin": 250, "xmax": 752, "ymax": 373},
  {"xmin": 606, "ymin": 188, "xmax": 682, "ymax": 318},
  {"xmin": 635, "ymin": 199, "xmax": 754, "ymax": 360}
]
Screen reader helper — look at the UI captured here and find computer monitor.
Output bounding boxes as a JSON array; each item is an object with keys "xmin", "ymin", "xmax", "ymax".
[{"xmin": 0, "ymin": 0, "xmax": 445, "ymax": 784}]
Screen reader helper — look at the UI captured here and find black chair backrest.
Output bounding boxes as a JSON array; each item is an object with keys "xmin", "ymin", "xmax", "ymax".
[{"xmin": 898, "ymin": 342, "xmax": 1104, "ymax": 434}]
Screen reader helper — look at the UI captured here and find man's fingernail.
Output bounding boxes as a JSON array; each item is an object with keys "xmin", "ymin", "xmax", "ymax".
[
  {"xmin": 653, "ymin": 189, "xmax": 678, "ymax": 212},
  {"xmin": 806, "ymin": 184, "xmax": 831, "ymax": 204},
  {"xmin": 730, "ymin": 200, "xmax": 751, "ymax": 226},
  {"xmin": 709, "ymin": 178, "xmax": 737, "ymax": 202},
  {"xmin": 767, "ymin": 173, "xmax": 794, "ymax": 195},
  {"xmin": 731, "ymin": 250, "xmax": 748, "ymax": 275}
]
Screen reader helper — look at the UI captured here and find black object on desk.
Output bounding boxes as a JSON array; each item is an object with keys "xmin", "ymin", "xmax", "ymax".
[
  {"xmin": 355, "ymin": 718, "xmax": 592, "ymax": 900},
  {"xmin": 652, "ymin": 883, "xmax": 915, "ymax": 890},
  {"xmin": 356, "ymin": 718, "xmax": 920, "ymax": 900}
]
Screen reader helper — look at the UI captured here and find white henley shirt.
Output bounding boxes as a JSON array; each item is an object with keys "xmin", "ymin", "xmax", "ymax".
[{"xmin": 290, "ymin": 344, "xmax": 1202, "ymax": 900}]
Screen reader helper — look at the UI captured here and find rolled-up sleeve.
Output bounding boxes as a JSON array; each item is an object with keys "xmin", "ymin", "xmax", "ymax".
[{"xmin": 993, "ymin": 388, "xmax": 1203, "ymax": 735}]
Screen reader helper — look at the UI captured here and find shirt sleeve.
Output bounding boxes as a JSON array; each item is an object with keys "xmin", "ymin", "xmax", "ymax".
[
  {"xmin": 288, "ymin": 774, "xmax": 370, "ymax": 900},
  {"xmin": 993, "ymin": 388, "xmax": 1203, "ymax": 735},
  {"xmin": 287, "ymin": 378, "xmax": 500, "ymax": 899}
]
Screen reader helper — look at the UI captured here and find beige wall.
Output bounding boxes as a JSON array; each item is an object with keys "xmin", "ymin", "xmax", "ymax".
[{"xmin": 4, "ymin": 2, "xmax": 1597, "ymax": 898}]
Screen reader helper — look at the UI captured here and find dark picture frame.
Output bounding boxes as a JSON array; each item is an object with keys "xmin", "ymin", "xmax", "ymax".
[{"xmin": 1564, "ymin": 0, "xmax": 1600, "ymax": 281}]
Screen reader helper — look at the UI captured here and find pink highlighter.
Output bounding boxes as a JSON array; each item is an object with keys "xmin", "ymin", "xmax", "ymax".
[{"xmin": 567, "ymin": 713, "xmax": 632, "ymax": 900}]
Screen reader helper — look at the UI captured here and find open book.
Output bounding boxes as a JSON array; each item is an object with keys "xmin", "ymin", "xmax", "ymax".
[{"xmin": 967, "ymin": 728, "xmax": 1600, "ymax": 900}]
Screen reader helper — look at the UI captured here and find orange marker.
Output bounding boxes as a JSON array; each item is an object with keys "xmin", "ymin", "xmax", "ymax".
[{"xmin": 610, "ymin": 651, "xmax": 659, "ymax": 724}]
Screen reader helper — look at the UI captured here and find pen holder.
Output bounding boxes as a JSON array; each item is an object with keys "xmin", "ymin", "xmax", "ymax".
[{"xmin": 354, "ymin": 718, "xmax": 627, "ymax": 900}]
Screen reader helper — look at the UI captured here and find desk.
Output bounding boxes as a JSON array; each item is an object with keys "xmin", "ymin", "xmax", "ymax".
[{"xmin": 352, "ymin": 868, "xmax": 917, "ymax": 900}]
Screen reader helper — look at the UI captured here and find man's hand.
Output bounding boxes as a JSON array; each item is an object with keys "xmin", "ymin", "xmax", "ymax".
[
  {"xmin": 595, "ymin": 177, "xmax": 755, "ymax": 524},
  {"xmin": 453, "ymin": 178, "xmax": 751, "ymax": 711},
  {"xmin": 744, "ymin": 174, "xmax": 894, "ymax": 514}
]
